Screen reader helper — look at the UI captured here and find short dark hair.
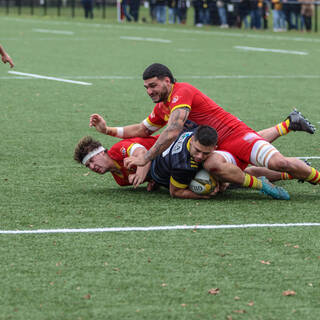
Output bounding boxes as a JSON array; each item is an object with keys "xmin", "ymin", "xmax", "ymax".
[
  {"xmin": 194, "ymin": 125, "xmax": 218, "ymax": 147},
  {"xmin": 143, "ymin": 63, "xmax": 176, "ymax": 83},
  {"xmin": 74, "ymin": 136, "xmax": 103, "ymax": 164}
]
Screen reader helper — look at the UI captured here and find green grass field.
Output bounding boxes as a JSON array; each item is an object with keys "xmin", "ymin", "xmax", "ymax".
[{"xmin": 1, "ymin": 15, "xmax": 320, "ymax": 319}]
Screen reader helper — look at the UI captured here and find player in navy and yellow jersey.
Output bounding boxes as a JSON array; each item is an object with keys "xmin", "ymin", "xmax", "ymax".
[
  {"xmin": 75, "ymin": 125, "xmax": 291, "ymax": 200},
  {"xmin": 90, "ymin": 63, "xmax": 319, "ymax": 194}
]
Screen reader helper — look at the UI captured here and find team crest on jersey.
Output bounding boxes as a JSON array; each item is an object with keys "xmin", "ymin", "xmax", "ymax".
[
  {"xmin": 172, "ymin": 96, "xmax": 179, "ymax": 103},
  {"xmin": 120, "ymin": 146, "xmax": 127, "ymax": 157}
]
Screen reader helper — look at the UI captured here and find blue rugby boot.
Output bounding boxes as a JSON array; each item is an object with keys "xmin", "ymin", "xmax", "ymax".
[{"xmin": 260, "ymin": 176, "xmax": 290, "ymax": 200}]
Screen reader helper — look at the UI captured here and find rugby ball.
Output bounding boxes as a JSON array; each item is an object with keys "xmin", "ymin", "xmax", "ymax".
[{"xmin": 189, "ymin": 169, "xmax": 217, "ymax": 195}]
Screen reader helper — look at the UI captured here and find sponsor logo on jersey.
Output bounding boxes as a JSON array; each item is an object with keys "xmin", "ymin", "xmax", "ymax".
[
  {"xmin": 172, "ymin": 132, "xmax": 192, "ymax": 155},
  {"xmin": 120, "ymin": 147, "xmax": 127, "ymax": 157},
  {"xmin": 172, "ymin": 96, "xmax": 179, "ymax": 103}
]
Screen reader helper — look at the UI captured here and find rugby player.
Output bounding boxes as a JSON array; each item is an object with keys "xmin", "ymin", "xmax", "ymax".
[
  {"xmin": 75, "ymin": 125, "xmax": 290, "ymax": 200},
  {"xmin": 89, "ymin": 63, "xmax": 318, "ymax": 193}
]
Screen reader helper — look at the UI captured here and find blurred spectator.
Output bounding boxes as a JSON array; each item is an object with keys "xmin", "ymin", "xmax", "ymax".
[
  {"xmin": 261, "ymin": 0, "xmax": 269, "ymax": 29},
  {"xmin": 250, "ymin": 0, "xmax": 262, "ymax": 29},
  {"xmin": 176, "ymin": 0, "xmax": 188, "ymax": 23},
  {"xmin": 82, "ymin": 0, "xmax": 94, "ymax": 18},
  {"xmin": 168, "ymin": 0, "xmax": 176, "ymax": 23},
  {"xmin": 271, "ymin": 0, "xmax": 286, "ymax": 31},
  {"xmin": 122, "ymin": 0, "xmax": 133, "ymax": 21},
  {"xmin": 130, "ymin": 0, "xmax": 140, "ymax": 21},
  {"xmin": 300, "ymin": 0, "xmax": 314, "ymax": 32},
  {"xmin": 197, "ymin": 0, "xmax": 211, "ymax": 26},
  {"xmin": 217, "ymin": 0, "xmax": 228, "ymax": 28},
  {"xmin": 193, "ymin": 0, "xmax": 202, "ymax": 25},
  {"xmin": 148, "ymin": 0, "xmax": 157, "ymax": 22},
  {"xmin": 156, "ymin": 0, "xmax": 167, "ymax": 23},
  {"xmin": 237, "ymin": 0, "xmax": 250, "ymax": 29}
]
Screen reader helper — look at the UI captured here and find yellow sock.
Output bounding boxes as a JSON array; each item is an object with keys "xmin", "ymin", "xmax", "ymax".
[
  {"xmin": 281, "ymin": 172, "xmax": 293, "ymax": 180},
  {"xmin": 276, "ymin": 119, "xmax": 290, "ymax": 136},
  {"xmin": 305, "ymin": 168, "xmax": 320, "ymax": 185},
  {"xmin": 242, "ymin": 173, "xmax": 262, "ymax": 190}
]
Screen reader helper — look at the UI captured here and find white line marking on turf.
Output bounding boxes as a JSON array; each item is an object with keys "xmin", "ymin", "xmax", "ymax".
[
  {"xmin": 298, "ymin": 156, "xmax": 320, "ymax": 160},
  {"xmin": 120, "ymin": 36, "xmax": 172, "ymax": 43},
  {"xmin": 33, "ymin": 28, "xmax": 74, "ymax": 35},
  {"xmin": 3, "ymin": 75, "xmax": 320, "ymax": 81},
  {"xmin": 8, "ymin": 71, "xmax": 92, "ymax": 86},
  {"xmin": 235, "ymin": 46, "xmax": 308, "ymax": 55},
  {"xmin": 1, "ymin": 223, "xmax": 320, "ymax": 235},
  {"xmin": 4, "ymin": 17, "xmax": 320, "ymax": 44}
]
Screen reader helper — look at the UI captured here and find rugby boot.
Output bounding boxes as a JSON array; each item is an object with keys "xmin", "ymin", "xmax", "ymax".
[
  {"xmin": 286, "ymin": 108, "xmax": 315, "ymax": 134},
  {"xmin": 260, "ymin": 176, "xmax": 290, "ymax": 200}
]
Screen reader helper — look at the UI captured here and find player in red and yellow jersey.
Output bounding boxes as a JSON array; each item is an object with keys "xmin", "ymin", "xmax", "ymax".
[
  {"xmin": 90, "ymin": 63, "xmax": 319, "ymax": 193},
  {"xmin": 74, "ymin": 136, "xmax": 157, "ymax": 187}
]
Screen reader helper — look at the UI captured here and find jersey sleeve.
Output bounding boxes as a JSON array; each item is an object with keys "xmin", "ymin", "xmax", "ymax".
[
  {"xmin": 108, "ymin": 140, "xmax": 143, "ymax": 161},
  {"xmin": 170, "ymin": 169, "xmax": 195, "ymax": 189},
  {"xmin": 143, "ymin": 104, "xmax": 168, "ymax": 132},
  {"xmin": 169, "ymin": 85, "xmax": 193, "ymax": 113}
]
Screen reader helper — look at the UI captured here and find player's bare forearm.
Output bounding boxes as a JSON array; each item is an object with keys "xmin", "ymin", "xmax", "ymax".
[
  {"xmin": 144, "ymin": 108, "xmax": 189, "ymax": 162},
  {"xmin": 90, "ymin": 114, "xmax": 152, "ymax": 138},
  {"xmin": 169, "ymin": 185, "xmax": 211, "ymax": 199}
]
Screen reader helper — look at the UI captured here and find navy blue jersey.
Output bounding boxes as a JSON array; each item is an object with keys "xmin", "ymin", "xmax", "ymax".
[{"xmin": 150, "ymin": 131, "xmax": 201, "ymax": 189}]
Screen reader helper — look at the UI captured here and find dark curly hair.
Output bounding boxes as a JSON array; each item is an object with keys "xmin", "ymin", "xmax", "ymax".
[
  {"xmin": 194, "ymin": 126, "xmax": 218, "ymax": 147},
  {"xmin": 74, "ymin": 136, "xmax": 103, "ymax": 164},
  {"xmin": 143, "ymin": 63, "xmax": 176, "ymax": 83}
]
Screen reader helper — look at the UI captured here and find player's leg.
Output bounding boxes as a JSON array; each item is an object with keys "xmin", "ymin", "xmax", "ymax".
[
  {"xmin": 204, "ymin": 152, "xmax": 290, "ymax": 200},
  {"xmin": 250, "ymin": 140, "xmax": 320, "ymax": 185},
  {"xmin": 244, "ymin": 166, "xmax": 293, "ymax": 182},
  {"xmin": 268, "ymin": 153, "xmax": 320, "ymax": 184},
  {"xmin": 258, "ymin": 108, "xmax": 315, "ymax": 143}
]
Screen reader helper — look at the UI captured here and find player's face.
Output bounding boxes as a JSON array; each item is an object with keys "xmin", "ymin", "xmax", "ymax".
[
  {"xmin": 85, "ymin": 151, "xmax": 110, "ymax": 174},
  {"xmin": 144, "ymin": 77, "xmax": 171, "ymax": 103},
  {"xmin": 190, "ymin": 138, "xmax": 215, "ymax": 163}
]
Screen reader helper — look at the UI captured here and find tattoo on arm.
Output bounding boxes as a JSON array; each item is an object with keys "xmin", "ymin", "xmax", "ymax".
[{"xmin": 143, "ymin": 108, "xmax": 190, "ymax": 162}]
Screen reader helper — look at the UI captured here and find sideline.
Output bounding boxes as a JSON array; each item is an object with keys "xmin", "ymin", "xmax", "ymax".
[{"xmin": 1, "ymin": 223, "xmax": 320, "ymax": 234}]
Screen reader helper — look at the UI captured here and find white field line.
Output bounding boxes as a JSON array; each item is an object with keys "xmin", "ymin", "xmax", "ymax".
[
  {"xmin": 120, "ymin": 36, "xmax": 172, "ymax": 43},
  {"xmin": 235, "ymin": 46, "xmax": 308, "ymax": 55},
  {"xmin": 4, "ymin": 17, "xmax": 320, "ymax": 44},
  {"xmin": 32, "ymin": 28, "xmax": 74, "ymax": 35},
  {"xmin": 3, "ymin": 75, "xmax": 320, "ymax": 81},
  {"xmin": 8, "ymin": 71, "xmax": 92, "ymax": 86},
  {"xmin": 298, "ymin": 156, "xmax": 320, "ymax": 160},
  {"xmin": 1, "ymin": 223, "xmax": 320, "ymax": 235}
]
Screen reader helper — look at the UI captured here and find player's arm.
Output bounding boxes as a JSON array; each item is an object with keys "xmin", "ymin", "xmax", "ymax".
[
  {"xmin": 0, "ymin": 44, "xmax": 14, "ymax": 68},
  {"xmin": 144, "ymin": 107, "xmax": 190, "ymax": 162},
  {"xmin": 125, "ymin": 107, "xmax": 190, "ymax": 168},
  {"xmin": 128, "ymin": 147, "xmax": 151, "ymax": 188},
  {"xmin": 169, "ymin": 182, "xmax": 216, "ymax": 199},
  {"xmin": 90, "ymin": 114, "xmax": 153, "ymax": 138}
]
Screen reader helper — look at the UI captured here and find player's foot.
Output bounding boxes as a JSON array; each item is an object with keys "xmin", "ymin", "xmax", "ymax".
[
  {"xmin": 260, "ymin": 176, "xmax": 290, "ymax": 200},
  {"xmin": 286, "ymin": 109, "xmax": 315, "ymax": 134}
]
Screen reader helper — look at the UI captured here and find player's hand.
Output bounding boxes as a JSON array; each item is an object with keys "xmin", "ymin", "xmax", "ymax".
[
  {"xmin": 128, "ymin": 173, "xmax": 145, "ymax": 188},
  {"xmin": 89, "ymin": 114, "xmax": 107, "ymax": 134},
  {"xmin": 2, "ymin": 54, "xmax": 14, "ymax": 68},
  {"xmin": 124, "ymin": 155, "xmax": 149, "ymax": 168}
]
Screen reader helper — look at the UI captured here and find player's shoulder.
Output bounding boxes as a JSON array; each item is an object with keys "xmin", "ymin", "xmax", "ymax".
[{"xmin": 170, "ymin": 132, "xmax": 193, "ymax": 165}]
